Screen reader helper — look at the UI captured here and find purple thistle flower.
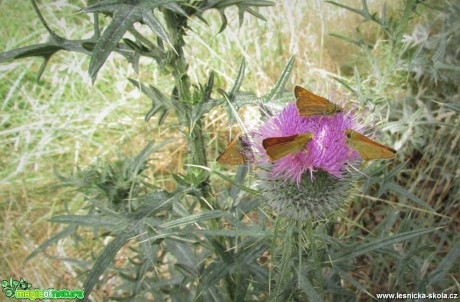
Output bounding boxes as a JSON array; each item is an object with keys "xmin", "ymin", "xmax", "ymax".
[
  {"xmin": 246, "ymin": 90, "xmax": 368, "ymax": 220},
  {"xmin": 253, "ymin": 102, "xmax": 362, "ymax": 186}
]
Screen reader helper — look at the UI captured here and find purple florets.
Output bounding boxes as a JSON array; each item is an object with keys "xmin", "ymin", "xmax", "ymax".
[{"xmin": 252, "ymin": 102, "xmax": 363, "ymax": 185}]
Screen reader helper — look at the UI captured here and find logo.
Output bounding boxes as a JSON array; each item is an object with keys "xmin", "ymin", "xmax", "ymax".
[{"xmin": 1, "ymin": 276, "xmax": 84, "ymax": 300}]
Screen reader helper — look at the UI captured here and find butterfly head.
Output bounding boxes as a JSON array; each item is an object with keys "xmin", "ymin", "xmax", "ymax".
[{"xmin": 345, "ymin": 129, "xmax": 353, "ymax": 139}]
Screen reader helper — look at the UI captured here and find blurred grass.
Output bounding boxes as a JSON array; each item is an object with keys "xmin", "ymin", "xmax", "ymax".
[{"xmin": 1, "ymin": 0, "xmax": 459, "ymax": 300}]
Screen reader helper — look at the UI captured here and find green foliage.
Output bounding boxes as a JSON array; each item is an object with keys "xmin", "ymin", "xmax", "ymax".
[
  {"xmin": 325, "ymin": 0, "xmax": 460, "ymax": 299},
  {"xmin": 1, "ymin": 0, "xmax": 276, "ymax": 300},
  {"xmin": 32, "ymin": 141, "xmax": 270, "ymax": 301},
  {"xmin": 0, "ymin": 0, "xmax": 273, "ymax": 82}
]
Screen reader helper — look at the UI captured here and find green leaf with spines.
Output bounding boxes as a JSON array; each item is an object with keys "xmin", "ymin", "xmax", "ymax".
[
  {"xmin": 122, "ymin": 38, "xmax": 149, "ymax": 53},
  {"xmin": 81, "ymin": 0, "xmax": 178, "ymax": 81},
  {"xmin": 295, "ymin": 265, "xmax": 323, "ymax": 302},
  {"xmin": 25, "ymin": 226, "xmax": 77, "ymax": 263},
  {"xmin": 78, "ymin": 229, "xmax": 134, "ymax": 302},
  {"xmin": 164, "ymin": 239, "xmax": 197, "ymax": 270},
  {"xmin": 332, "ymin": 228, "xmax": 436, "ymax": 263},
  {"xmin": 158, "ymin": 210, "xmax": 224, "ymax": 229},
  {"xmin": 142, "ymin": 10, "xmax": 175, "ymax": 50},
  {"xmin": 83, "ymin": 3, "xmax": 142, "ymax": 81},
  {"xmin": 203, "ymin": 71, "xmax": 215, "ymax": 103},
  {"xmin": 230, "ymin": 165, "xmax": 248, "ymax": 200},
  {"xmin": 229, "ymin": 59, "xmax": 246, "ymax": 99},
  {"xmin": 427, "ymin": 240, "xmax": 460, "ymax": 286},
  {"xmin": 204, "ymin": 0, "xmax": 274, "ymax": 33},
  {"xmin": 434, "ymin": 101, "xmax": 460, "ymax": 113},
  {"xmin": 188, "ymin": 164, "xmax": 259, "ymax": 195},
  {"xmin": 128, "ymin": 78, "xmax": 171, "ymax": 124},
  {"xmin": 50, "ymin": 215, "xmax": 123, "ymax": 229},
  {"xmin": 259, "ymin": 55, "xmax": 295, "ymax": 103},
  {"xmin": 192, "ymin": 229, "xmax": 268, "ymax": 237}
]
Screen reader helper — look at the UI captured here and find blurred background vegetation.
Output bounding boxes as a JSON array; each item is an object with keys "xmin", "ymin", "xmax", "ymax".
[{"xmin": 1, "ymin": 0, "xmax": 459, "ymax": 301}]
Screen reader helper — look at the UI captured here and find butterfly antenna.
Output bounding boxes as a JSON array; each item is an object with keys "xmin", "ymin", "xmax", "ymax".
[{"xmin": 218, "ymin": 89, "xmax": 259, "ymax": 155}]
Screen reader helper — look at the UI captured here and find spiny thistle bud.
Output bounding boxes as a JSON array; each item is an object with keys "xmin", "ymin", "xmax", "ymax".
[{"xmin": 258, "ymin": 163, "xmax": 355, "ymax": 220}]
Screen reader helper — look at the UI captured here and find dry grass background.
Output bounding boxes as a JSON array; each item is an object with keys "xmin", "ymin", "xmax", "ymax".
[{"xmin": 1, "ymin": 0, "xmax": 458, "ymax": 300}]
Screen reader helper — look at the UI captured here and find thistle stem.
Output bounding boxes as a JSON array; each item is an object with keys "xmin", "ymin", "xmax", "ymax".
[{"xmin": 163, "ymin": 10, "xmax": 210, "ymax": 196}]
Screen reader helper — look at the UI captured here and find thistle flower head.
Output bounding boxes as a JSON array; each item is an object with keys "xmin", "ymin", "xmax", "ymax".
[
  {"xmin": 253, "ymin": 102, "xmax": 362, "ymax": 185},
  {"xmin": 249, "ymin": 90, "xmax": 366, "ymax": 220}
]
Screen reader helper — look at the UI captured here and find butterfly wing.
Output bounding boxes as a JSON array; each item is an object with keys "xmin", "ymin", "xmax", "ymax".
[
  {"xmin": 263, "ymin": 133, "xmax": 299, "ymax": 149},
  {"xmin": 263, "ymin": 132, "xmax": 313, "ymax": 161},
  {"xmin": 217, "ymin": 137, "xmax": 245, "ymax": 165},
  {"xmin": 346, "ymin": 130, "xmax": 396, "ymax": 161},
  {"xmin": 295, "ymin": 86, "xmax": 342, "ymax": 116}
]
